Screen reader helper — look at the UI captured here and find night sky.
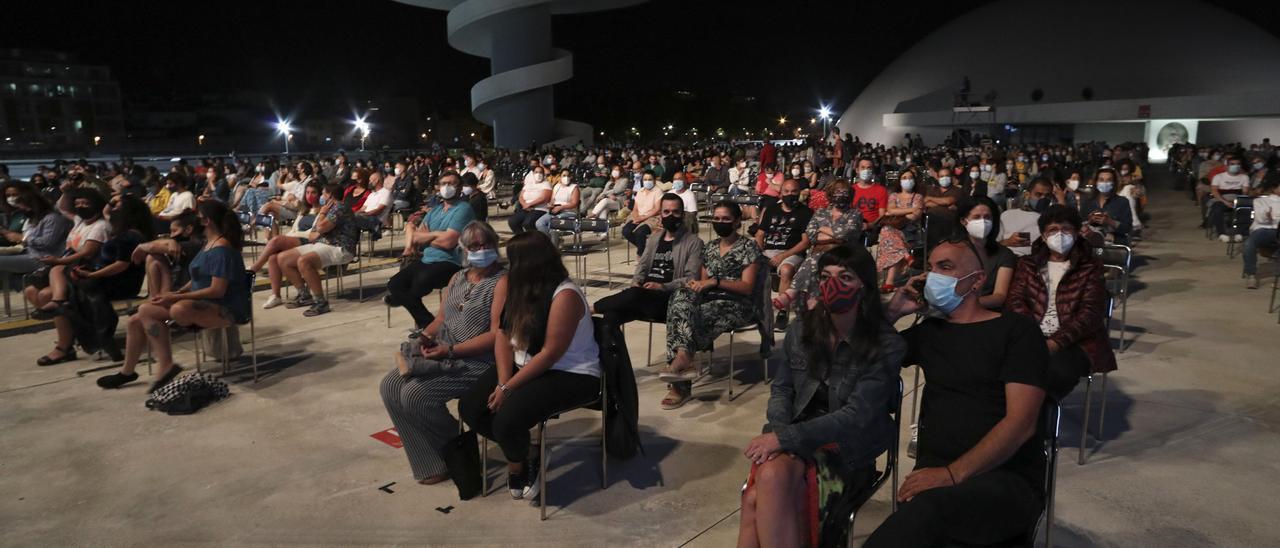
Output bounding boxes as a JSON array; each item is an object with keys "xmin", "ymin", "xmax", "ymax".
[{"xmin": 6, "ymin": 0, "xmax": 1279, "ymax": 136}]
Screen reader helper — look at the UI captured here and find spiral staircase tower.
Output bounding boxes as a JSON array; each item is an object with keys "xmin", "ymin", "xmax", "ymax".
[{"xmin": 394, "ymin": 0, "xmax": 647, "ymax": 149}]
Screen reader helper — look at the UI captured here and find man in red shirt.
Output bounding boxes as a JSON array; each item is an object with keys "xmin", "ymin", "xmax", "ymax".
[{"xmin": 852, "ymin": 158, "xmax": 888, "ymax": 229}]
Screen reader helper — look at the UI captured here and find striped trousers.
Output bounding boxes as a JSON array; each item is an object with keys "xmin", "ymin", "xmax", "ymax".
[{"xmin": 379, "ymin": 363, "xmax": 488, "ymax": 480}]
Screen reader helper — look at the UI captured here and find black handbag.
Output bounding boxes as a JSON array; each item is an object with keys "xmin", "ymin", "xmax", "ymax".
[{"xmin": 440, "ymin": 430, "xmax": 482, "ymax": 500}]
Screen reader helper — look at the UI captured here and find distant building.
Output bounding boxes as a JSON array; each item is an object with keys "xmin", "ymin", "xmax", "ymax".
[{"xmin": 0, "ymin": 49, "xmax": 124, "ymax": 150}]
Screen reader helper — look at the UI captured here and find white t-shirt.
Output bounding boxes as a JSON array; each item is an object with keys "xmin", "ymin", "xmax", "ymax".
[
  {"xmin": 1211, "ymin": 171, "xmax": 1250, "ymax": 194},
  {"xmin": 676, "ymin": 189, "xmax": 698, "ymax": 213},
  {"xmin": 1039, "ymin": 260, "xmax": 1071, "ymax": 337},
  {"xmin": 361, "ymin": 187, "xmax": 393, "ymax": 214},
  {"xmin": 512, "ymin": 281, "xmax": 601, "ymax": 378},
  {"xmin": 1252, "ymin": 195, "xmax": 1280, "ymax": 231},
  {"xmin": 999, "ymin": 209, "xmax": 1041, "ymax": 257},
  {"xmin": 551, "ymin": 183, "xmax": 578, "ymax": 207},
  {"xmin": 160, "ymin": 190, "xmax": 194, "ymax": 217},
  {"xmin": 521, "ymin": 181, "xmax": 553, "ymax": 212},
  {"xmin": 67, "ymin": 217, "xmax": 110, "ymax": 251}
]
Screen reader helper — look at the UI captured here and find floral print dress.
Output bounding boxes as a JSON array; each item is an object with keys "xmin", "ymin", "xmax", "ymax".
[{"xmin": 665, "ymin": 236, "xmax": 762, "ymax": 362}]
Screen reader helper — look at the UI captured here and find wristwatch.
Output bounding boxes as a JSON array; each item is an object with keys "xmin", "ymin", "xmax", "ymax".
[{"xmin": 498, "ymin": 383, "xmax": 511, "ymax": 396}]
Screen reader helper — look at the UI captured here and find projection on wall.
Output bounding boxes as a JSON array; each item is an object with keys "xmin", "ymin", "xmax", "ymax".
[{"xmin": 1146, "ymin": 119, "xmax": 1199, "ymax": 163}]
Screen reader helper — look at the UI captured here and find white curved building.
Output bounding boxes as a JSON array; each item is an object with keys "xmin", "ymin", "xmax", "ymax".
[{"xmin": 835, "ymin": 0, "xmax": 1280, "ymax": 160}]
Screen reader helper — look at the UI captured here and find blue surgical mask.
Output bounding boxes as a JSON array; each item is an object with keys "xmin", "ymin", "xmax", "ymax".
[
  {"xmin": 643, "ymin": 180, "xmax": 655, "ymax": 190},
  {"xmin": 318, "ymin": 195, "xmax": 328, "ymax": 206},
  {"xmin": 924, "ymin": 270, "xmax": 979, "ymax": 315},
  {"xmin": 672, "ymin": 180, "xmax": 685, "ymax": 191},
  {"xmin": 467, "ymin": 248, "xmax": 498, "ymax": 268},
  {"xmin": 1096, "ymin": 181, "xmax": 1114, "ymax": 194}
]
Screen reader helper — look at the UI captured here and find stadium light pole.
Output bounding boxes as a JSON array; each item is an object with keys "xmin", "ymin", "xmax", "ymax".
[
  {"xmin": 275, "ymin": 120, "xmax": 293, "ymax": 155},
  {"xmin": 353, "ymin": 117, "xmax": 370, "ymax": 151},
  {"xmin": 818, "ymin": 106, "xmax": 832, "ymax": 139}
]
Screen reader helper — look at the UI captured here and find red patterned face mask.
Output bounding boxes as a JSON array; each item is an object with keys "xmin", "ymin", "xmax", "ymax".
[{"xmin": 819, "ymin": 276, "xmax": 861, "ymax": 314}]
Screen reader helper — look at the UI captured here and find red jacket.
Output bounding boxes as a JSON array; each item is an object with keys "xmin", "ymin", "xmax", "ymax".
[{"xmin": 1005, "ymin": 238, "xmax": 1117, "ymax": 374}]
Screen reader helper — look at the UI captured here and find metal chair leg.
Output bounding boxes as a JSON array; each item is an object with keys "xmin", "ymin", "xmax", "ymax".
[
  {"xmin": 539, "ymin": 421, "xmax": 548, "ymax": 521},
  {"xmin": 1078, "ymin": 375, "xmax": 1095, "ymax": 465},
  {"xmin": 728, "ymin": 331, "xmax": 736, "ymax": 400},
  {"xmin": 250, "ymin": 315, "xmax": 258, "ymax": 382},
  {"xmin": 480, "ymin": 436, "xmax": 488, "ymax": 496},
  {"xmin": 220, "ymin": 327, "xmax": 230, "ymax": 377},
  {"xmin": 1096, "ymin": 372, "xmax": 1109, "ymax": 442},
  {"xmin": 646, "ymin": 322, "xmax": 654, "ymax": 367},
  {"xmin": 601, "ymin": 374, "xmax": 608, "ymax": 490}
]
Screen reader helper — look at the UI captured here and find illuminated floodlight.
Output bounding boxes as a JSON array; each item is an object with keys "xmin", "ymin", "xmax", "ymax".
[
  {"xmin": 818, "ymin": 106, "xmax": 832, "ymax": 120},
  {"xmin": 275, "ymin": 120, "xmax": 293, "ymax": 135}
]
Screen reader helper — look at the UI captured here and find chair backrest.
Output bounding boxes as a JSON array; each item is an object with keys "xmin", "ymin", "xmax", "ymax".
[
  {"xmin": 254, "ymin": 213, "xmax": 275, "ymax": 230},
  {"xmin": 579, "ymin": 219, "xmax": 609, "ymax": 234},
  {"xmin": 708, "ymin": 192, "xmax": 730, "ymax": 205},
  {"xmin": 239, "ymin": 269, "xmax": 256, "ymax": 325},
  {"xmin": 549, "ymin": 216, "xmax": 578, "ymax": 233},
  {"xmin": 297, "ymin": 214, "xmax": 317, "ymax": 232},
  {"xmin": 733, "ymin": 194, "xmax": 760, "ymax": 207},
  {"xmin": 237, "ymin": 211, "xmax": 253, "ymax": 227},
  {"xmin": 1233, "ymin": 206, "xmax": 1254, "ymax": 231}
]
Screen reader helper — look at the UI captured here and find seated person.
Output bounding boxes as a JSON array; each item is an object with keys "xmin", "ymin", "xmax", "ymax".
[
  {"xmin": 0, "ymin": 181, "xmax": 27, "ymax": 247},
  {"xmin": 1207, "ymin": 155, "xmax": 1250, "ymax": 242},
  {"xmin": 1080, "ymin": 167, "xmax": 1133, "ymax": 246},
  {"xmin": 958, "ymin": 196, "xmax": 1017, "ymax": 310},
  {"xmin": 132, "ymin": 212, "xmax": 204, "ymax": 301},
  {"xmin": 0, "ymin": 183, "xmax": 71, "ymax": 280},
  {"xmin": 354, "ymin": 171, "xmax": 393, "ymax": 234},
  {"xmin": 622, "ymin": 171, "xmax": 663, "ymax": 256},
  {"xmin": 459, "ymin": 231, "xmax": 602, "ymax": 501},
  {"xmin": 254, "ymin": 181, "xmax": 322, "ymax": 308},
  {"xmin": 387, "ymin": 172, "xmax": 474, "ymax": 329},
  {"xmin": 772, "ymin": 180, "xmax": 862, "ymax": 312},
  {"xmin": 273, "ymin": 183, "xmax": 358, "ymax": 317},
  {"xmin": 587, "ymin": 165, "xmax": 632, "ymax": 220},
  {"xmin": 153, "ymin": 173, "xmax": 195, "ymax": 234},
  {"xmin": 380, "ymin": 221, "xmax": 504, "ymax": 484},
  {"xmin": 877, "ymin": 170, "xmax": 924, "ymax": 293},
  {"xmin": 261, "ymin": 162, "xmax": 316, "ymax": 222},
  {"xmin": 460, "ymin": 172, "xmax": 488, "ymax": 222},
  {"xmin": 738, "ymin": 245, "xmax": 906, "ymax": 547},
  {"xmin": 96, "ymin": 200, "xmax": 250, "ymax": 391},
  {"xmin": 999, "ymin": 177, "xmax": 1053, "ymax": 257},
  {"xmin": 534, "ymin": 168, "xmax": 581, "ymax": 235},
  {"xmin": 1243, "ymin": 179, "xmax": 1280, "ymax": 289},
  {"xmin": 754, "ymin": 178, "xmax": 812, "ymax": 329},
  {"xmin": 656, "ymin": 201, "xmax": 761, "ymax": 410},
  {"xmin": 506, "ymin": 166, "xmax": 551, "ymax": 234},
  {"xmin": 593, "ymin": 194, "xmax": 703, "ymax": 329},
  {"xmin": 868, "ymin": 238, "xmax": 1048, "ymax": 547},
  {"xmin": 54, "ymin": 195, "xmax": 155, "ymax": 360},
  {"xmin": 25, "ymin": 188, "xmax": 110, "ymax": 365},
  {"xmin": 1006, "ymin": 205, "xmax": 1115, "ymax": 400}
]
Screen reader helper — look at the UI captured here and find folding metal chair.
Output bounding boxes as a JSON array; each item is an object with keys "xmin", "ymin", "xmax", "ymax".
[
  {"xmin": 1095, "ymin": 244, "xmax": 1132, "ymax": 352},
  {"xmin": 192, "ymin": 270, "xmax": 260, "ymax": 382},
  {"xmin": 844, "ymin": 378, "xmax": 905, "ymax": 545},
  {"xmin": 1226, "ymin": 197, "xmax": 1253, "ymax": 258},
  {"xmin": 1078, "ymin": 296, "xmax": 1115, "ymax": 465}
]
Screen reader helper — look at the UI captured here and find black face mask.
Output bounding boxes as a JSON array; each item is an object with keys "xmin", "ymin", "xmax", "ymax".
[
  {"xmin": 781, "ymin": 195, "xmax": 800, "ymax": 208},
  {"xmin": 711, "ymin": 221, "xmax": 735, "ymax": 238},
  {"xmin": 661, "ymin": 215, "xmax": 683, "ymax": 233},
  {"xmin": 830, "ymin": 193, "xmax": 852, "ymax": 210},
  {"xmin": 75, "ymin": 206, "xmax": 97, "ymax": 219}
]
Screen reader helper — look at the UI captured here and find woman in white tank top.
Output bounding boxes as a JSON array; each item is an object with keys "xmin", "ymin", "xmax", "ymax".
[{"xmin": 459, "ymin": 231, "xmax": 601, "ymax": 501}]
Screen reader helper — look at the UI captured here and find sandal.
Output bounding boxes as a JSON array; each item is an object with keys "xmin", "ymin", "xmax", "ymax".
[
  {"xmin": 36, "ymin": 345, "xmax": 77, "ymax": 367},
  {"xmin": 31, "ymin": 300, "xmax": 67, "ymax": 320},
  {"xmin": 658, "ymin": 363, "xmax": 698, "ymax": 383},
  {"xmin": 661, "ymin": 386, "xmax": 690, "ymax": 410},
  {"xmin": 418, "ymin": 473, "xmax": 450, "ymax": 485}
]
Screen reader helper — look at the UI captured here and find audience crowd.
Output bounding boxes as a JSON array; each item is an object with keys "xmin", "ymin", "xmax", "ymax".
[{"xmin": 2, "ymin": 129, "xmax": 1278, "ymax": 547}]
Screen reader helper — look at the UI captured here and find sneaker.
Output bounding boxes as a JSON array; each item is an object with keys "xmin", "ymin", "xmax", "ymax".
[
  {"xmin": 508, "ymin": 467, "xmax": 527, "ymax": 499},
  {"xmin": 302, "ymin": 299, "xmax": 331, "ymax": 317},
  {"xmin": 262, "ymin": 295, "xmax": 284, "ymax": 309},
  {"xmin": 285, "ymin": 293, "xmax": 314, "ymax": 309},
  {"xmin": 523, "ymin": 454, "xmax": 542, "ymax": 503},
  {"xmin": 1233, "ymin": 234, "xmax": 1244, "ymax": 242},
  {"xmin": 1218, "ymin": 234, "xmax": 1230, "ymax": 243},
  {"xmin": 774, "ymin": 310, "xmax": 788, "ymax": 332},
  {"xmin": 1246, "ymin": 275, "xmax": 1259, "ymax": 289},
  {"xmin": 907, "ymin": 423, "xmax": 919, "ymax": 459}
]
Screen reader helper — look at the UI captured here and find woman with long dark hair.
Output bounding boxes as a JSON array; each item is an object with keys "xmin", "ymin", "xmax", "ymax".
[
  {"xmin": 739, "ymin": 245, "xmax": 906, "ymax": 547},
  {"xmin": 97, "ymin": 200, "xmax": 249, "ymax": 391},
  {"xmin": 0, "ymin": 182, "xmax": 71, "ymax": 278},
  {"xmin": 458, "ymin": 231, "xmax": 601, "ymax": 502},
  {"xmin": 956, "ymin": 196, "xmax": 1016, "ymax": 310}
]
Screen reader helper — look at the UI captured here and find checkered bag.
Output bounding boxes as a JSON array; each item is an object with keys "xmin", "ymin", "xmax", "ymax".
[{"xmin": 144, "ymin": 373, "xmax": 230, "ymax": 415}]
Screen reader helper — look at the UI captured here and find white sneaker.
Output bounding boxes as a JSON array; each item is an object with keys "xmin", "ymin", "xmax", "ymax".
[
  {"xmin": 1234, "ymin": 234, "xmax": 1244, "ymax": 242},
  {"xmin": 262, "ymin": 295, "xmax": 284, "ymax": 309},
  {"xmin": 1246, "ymin": 275, "xmax": 1259, "ymax": 289},
  {"xmin": 1218, "ymin": 234, "xmax": 1230, "ymax": 243}
]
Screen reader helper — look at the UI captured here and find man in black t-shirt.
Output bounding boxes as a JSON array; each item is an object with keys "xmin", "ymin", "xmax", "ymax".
[
  {"xmin": 593, "ymin": 194, "xmax": 704, "ymax": 332},
  {"xmin": 867, "ymin": 238, "xmax": 1049, "ymax": 548},
  {"xmin": 754, "ymin": 179, "xmax": 811, "ymax": 329}
]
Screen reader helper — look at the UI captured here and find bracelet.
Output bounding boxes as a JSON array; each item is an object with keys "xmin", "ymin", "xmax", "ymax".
[
  {"xmin": 498, "ymin": 383, "xmax": 512, "ymax": 396},
  {"xmin": 944, "ymin": 465, "xmax": 957, "ymax": 485}
]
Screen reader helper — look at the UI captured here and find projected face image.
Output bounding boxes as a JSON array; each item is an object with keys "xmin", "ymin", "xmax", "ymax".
[{"xmin": 1156, "ymin": 122, "xmax": 1189, "ymax": 151}]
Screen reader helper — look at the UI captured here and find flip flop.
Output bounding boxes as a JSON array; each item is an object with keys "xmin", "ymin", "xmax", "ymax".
[
  {"xmin": 657, "ymin": 364, "xmax": 698, "ymax": 383},
  {"xmin": 660, "ymin": 388, "xmax": 690, "ymax": 410}
]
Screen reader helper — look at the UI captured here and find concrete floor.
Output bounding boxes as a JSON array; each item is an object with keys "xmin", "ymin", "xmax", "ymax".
[{"xmin": 2, "ymin": 175, "xmax": 1279, "ymax": 547}]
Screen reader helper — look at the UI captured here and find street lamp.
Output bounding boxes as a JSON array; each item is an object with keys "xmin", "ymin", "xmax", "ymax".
[
  {"xmin": 275, "ymin": 120, "xmax": 293, "ymax": 155},
  {"xmin": 198, "ymin": 134, "xmax": 205, "ymax": 147},
  {"xmin": 778, "ymin": 116, "xmax": 787, "ymax": 126},
  {"xmin": 353, "ymin": 116, "xmax": 370, "ymax": 151},
  {"xmin": 818, "ymin": 106, "xmax": 832, "ymax": 138}
]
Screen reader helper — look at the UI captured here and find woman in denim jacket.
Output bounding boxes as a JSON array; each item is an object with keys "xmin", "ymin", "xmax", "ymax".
[{"xmin": 738, "ymin": 244, "xmax": 906, "ymax": 548}]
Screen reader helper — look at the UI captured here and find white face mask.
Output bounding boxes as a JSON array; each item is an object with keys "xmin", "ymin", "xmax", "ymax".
[
  {"xmin": 858, "ymin": 169, "xmax": 873, "ymax": 181},
  {"xmin": 1046, "ymin": 232, "xmax": 1075, "ymax": 255},
  {"xmin": 611, "ymin": 170, "xmax": 621, "ymax": 178},
  {"xmin": 899, "ymin": 178, "xmax": 915, "ymax": 191},
  {"xmin": 1067, "ymin": 179, "xmax": 1080, "ymax": 191},
  {"xmin": 970, "ymin": 171, "xmax": 980, "ymax": 179},
  {"xmin": 965, "ymin": 218, "xmax": 992, "ymax": 239},
  {"xmin": 938, "ymin": 176, "xmax": 952, "ymax": 188},
  {"xmin": 791, "ymin": 169, "xmax": 801, "ymax": 176},
  {"xmin": 561, "ymin": 176, "xmax": 572, "ymax": 185},
  {"xmin": 439, "ymin": 185, "xmax": 457, "ymax": 200},
  {"xmin": 6, "ymin": 196, "xmax": 18, "ymax": 207},
  {"xmin": 394, "ymin": 167, "xmax": 403, "ymax": 175},
  {"xmin": 461, "ymin": 186, "xmax": 474, "ymax": 196}
]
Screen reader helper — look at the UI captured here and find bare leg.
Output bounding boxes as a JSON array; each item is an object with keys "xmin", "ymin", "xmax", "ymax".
[
  {"xmin": 171, "ymin": 299, "xmax": 233, "ymax": 330},
  {"xmin": 121, "ymin": 313, "xmax": 148, "ymax": 375},
  {"xmin": 297, "ymin": 253, "xmax": 325, "ymax": 297},
  {"xmin": 778, "ymin": 263, "xmax": 795, "ymax": 294},
  {"xmin": 753, "ymin": 455, "xmax": 808, "ymax": 547},
  {"xmin": 738, "ymin": 483, "xmax": 762, "ymax": 548},
  {"xmin": 44, "ymin": 265, "xmax": 68, "ymax": 305},
  {"xmin": 278, "ymin": 250, "xmax": 306, "ymax": 295},
  {"xmin": 250, "ymin": 235, "xmax": 301, "ymax": 273},
  {"xmin": 137, "ymin": 303, "xmax": 175, "ymax": 378},
  {"xmin": 401, "ymin": 224, "xmax": 417, "ymax": 255},
  {"xmin": 145, "ymin": 255, "xmax": 173, "ymax": 296}
]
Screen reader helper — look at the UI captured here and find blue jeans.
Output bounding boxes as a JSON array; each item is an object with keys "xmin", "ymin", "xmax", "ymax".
[
  {"xmin": 1243, "ymin": 228, "xmax": 1278, "ymax": 275},
  {"xmin": 240, "ymin": 187, "xmax": 274, "ymax": 214}
]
